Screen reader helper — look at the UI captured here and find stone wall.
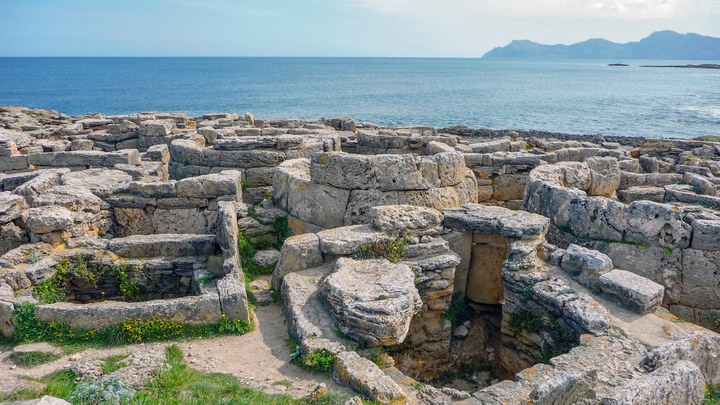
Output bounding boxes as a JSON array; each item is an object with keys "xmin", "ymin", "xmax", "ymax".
[
  {"xmin": 274, "ymin": 150, "xmax": 477, "ymax": 230},
  {"xmin": 168, "ymin": 129, "xmax": 343, "ymax": 204},
  {"xmin": 524, "ymin": 159, "xmax": 720, "ymax": 331}
]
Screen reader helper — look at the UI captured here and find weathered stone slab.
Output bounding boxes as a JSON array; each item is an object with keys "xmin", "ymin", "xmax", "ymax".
[
  {"xmin": 216, "ymin": 266, "xmax": 250, "ymax": 322},
  {"xmin": 287, "ymin": 178, "xmax": 350, "ymax": 229},
  {"xmin": 139, "ymin": 119, "xmax": 174, "ymax": 136},
  {"xmin": 107, "ymin": 234, "xmax": 217, "ymax": 258},
  {"xmin": 309, "ymin": 152, "xmax": 376, "ymax": 190},
  {"xmin": 271, "ymin": 233, "xmax": 323, "ymax": 290},
  {"xmin": 561, "ymin": 244, "xmax": 613, "ymax": 291},
  {"xmin": 586, "ymin": 156, "xmax": 620, "ymax": 197},
  {"xmin": 368, "ymin": 205, "xmax": 442, "ymax": 233},
  {"xmin": 598, "ymin": 361, "xmax": 704, "ymax": 405},
  {"xmin": 35, "ymin": 293, "xmax": 222, "ymax": 329},
  {"xmin": 0, "ymin": 192, "xmax": 28, "ymax": 224},
  {"xmin": 599, "ymin": 269, "xmax": 664, "ymax": 314},
  {"xmin": 317, "ymin": 225, "xmax": 384, "ymax": 256},
  {"xmin": 322, "ymin": 258, "xmax": 421, "ymax": 346},
  {"xmin": 25, "ymin": 206, "xmax": 73, "ymax": 234},
  {"xmin": 624, "ymin": 200, "xmax": 691, "ymax": 249},
  {"xmin": 443, "ymin": 203, "xmax": 548, "ymax": 240},
  {"xmin": 176, "ymin": 170, "xmax": 241, "ymax": 200},
  {"xmin": 691, "ymin": 219, "xmax": 720, "ymax": 250},
  {"xmin": 333, "ymin": 351, "xmax": 406, "ymax": 404}
]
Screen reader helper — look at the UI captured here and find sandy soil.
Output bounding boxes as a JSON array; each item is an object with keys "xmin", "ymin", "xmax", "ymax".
[{"xmin": 0, "ymin": 292, "xmax": 353, "ymax": 399}]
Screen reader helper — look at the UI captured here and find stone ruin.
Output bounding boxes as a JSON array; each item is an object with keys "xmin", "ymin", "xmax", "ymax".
[{"xmin": 1, "ymin": 105, "xmax": 719, "ymax": 404}]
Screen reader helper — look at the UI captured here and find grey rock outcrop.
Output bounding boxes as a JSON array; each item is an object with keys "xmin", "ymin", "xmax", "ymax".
[{"xmin": 321, "ymin": 258, "xmax": 422, "ymax": 346}]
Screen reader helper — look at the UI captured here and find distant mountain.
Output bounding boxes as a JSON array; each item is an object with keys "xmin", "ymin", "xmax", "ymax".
[{"xmin": 482, "ymin": 31, "xmax": 720, "ymax": 59}]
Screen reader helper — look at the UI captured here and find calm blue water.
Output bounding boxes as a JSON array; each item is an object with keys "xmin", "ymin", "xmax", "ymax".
[{"xmin": 0, "ymin": 57, "xmax": 718, "ymax": 138}]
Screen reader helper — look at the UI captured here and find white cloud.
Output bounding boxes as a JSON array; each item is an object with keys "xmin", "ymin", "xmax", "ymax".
[{"xmin": 345, "ymin": 0, "xmax": 719, "ymax": 21}]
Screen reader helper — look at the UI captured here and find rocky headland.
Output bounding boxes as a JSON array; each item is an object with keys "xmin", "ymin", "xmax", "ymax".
[{"xmin": 0, "ymin": 105, "xmax": 719, "ymax": 404}]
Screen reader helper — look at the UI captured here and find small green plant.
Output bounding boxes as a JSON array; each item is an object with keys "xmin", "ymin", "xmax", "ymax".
[
  {"xmin": 559, "ymin": 288, "xmax": 577, "ymax": 295},
  {"xmin": 12, "ymin": 351, "xmax": 61, "ymax": 367},
  {"xmin": 441, "ymin": 295, "xmax": 474, "ymax": 329},
  {"xmin": 522, "ymin": 285, "xmax": 534, "ymax": 300},
  {"xmin": 663, "ymin": 247, "xmax": 673, "ymax": 256},
  {"xmin": 705, "ymin": 383, "xmax": 720, "ymax": 405},
  {"xmin": 101, "ymin": 354, "xmax": 129, "ymax": 374},
  {"xmin": 542, "ymin": 315, "xmax": 576, "ymax": 363},
  {"xmin": 69, "ymin": 375, "xmax": 136, "ymax": 404},
  {"xmin": 34, "ymin": 256, "xmax": 143, "ymax": 304},
  {"xmin": 196, "ymin": 275, "xmax": 213, "ymax": 284},
  {"xmin": 241, "ymin": 181, "xmax": 248, "ymax": 191},
  {"xmin": 376, "ymin": 294, "xmax": 388, "ymax": 300},
  {"xmin": 508, "ymin": 310, "xmax": 542, "ymax": 333},
  {"xmin": 2, "ymin": 302, "xmax": 251, "ymax": 348},
  {"xmin": 183, "ymin": 159, "xmax": 190, "ymax": 166},
  {"xmin": 274, "ymin": 380, "xmax": 293, "ymax": 388},
  {"xmin": 24, "ymin": 248, "xmax": 39, "ymax": 264},
  {"xmin": 303, "ymin": 350, "xmax": 335, "ymax": 375},
  {"xmin": 350, "ymin": 237, "xmax": 407, "ymax": 263}
]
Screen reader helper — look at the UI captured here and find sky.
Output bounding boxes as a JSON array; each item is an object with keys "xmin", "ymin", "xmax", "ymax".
[{"xmin": 1, "ymin": 0, "xmax": 719, "ymax": 57}]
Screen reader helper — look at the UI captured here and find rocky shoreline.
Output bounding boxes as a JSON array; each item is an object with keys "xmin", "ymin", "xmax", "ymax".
[{"xmin": 1, "ymin": 105, "xmax": 720, "ymax": 404}]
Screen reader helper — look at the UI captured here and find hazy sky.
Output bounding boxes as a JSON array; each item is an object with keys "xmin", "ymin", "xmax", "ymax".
[{"xmin": 1, "ymin": 0, "xmax": 719, "ymax": 57}]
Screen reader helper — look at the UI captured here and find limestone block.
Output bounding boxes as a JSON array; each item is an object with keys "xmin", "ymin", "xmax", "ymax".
[
  {"xmin": 113, "ymin": 208, "xmax": 153, "ymax": 236},
  {"xmin": 321, "ymin": 258, "xmax": 422, "ymax": 346},
  {"xmin": 467, "ymin": 241, "xmax": 508, "ymax": 304},
  {"xmin": 127, "ymin": 181, "xmax": 177, "ymax": 198},
  {"xmin": 561, "ymin": 244, "xmax": 612, "ymax": 290},
  {"xmin": 566, "ymin": 196, "xmax": 627, "ymax": 241},
  {"xmin": 272, "ymin": 158, "xmax": 309, "ymax": 210},
  {"xmin": 561, "ymin": 295, "xmax": 612, "ymax": 335},
  {"xmin": 375, "ymin": 154, "xmax": 432, "ymax": 191},
  {"xmin": 522, "ymin": 179, "xmax": 587, "ymax": 230},
  {"xmin": 1, "ymin": 300, "xmax": 15, "ymax": 337},
  {"xmin": 151, "ymin": 208, "xmax": 209, "ymax": 234},
  {"xmin": 625, "ymin": 200, "xmax": 692, "ymax": 249},
  {"xmin": 618, "ymin": 159, "xmax": 642, "ymax": 173},
  {"xmin": 691, "ymin": 219, "xmax": 720, "ymax": 250},
  {"xmin": 253, "ymin": 249, "xmax": 280, "ymax": 267},
  {"xmin": 271, "ymin": 233, "xmax": 323, "ymax": 290},
  {"xmin": 35, "ymin": 293, "xmax": 221, "ymax": 330},
  {"xmin": 617, "ymin": 187, "xmax": 665, "ymax": 204},
  {"xmin": 61, "ymin": 169, "xmax": 132, "ymax": 198},
  {"xmin": 684, "ymin": 172, "xmax": 717, "ymax": 196},
  {"xmin": 0, "ymin": 192, "xmax": 28, "ymax": 224},
  {"xmin": 107, "ymin": 234, "xmax": 217, "ymax": 258},
  {"xmin": 25, "ymin": 206, "xmax": 73, "ymax": 234},
  {"xmin": 216, "ymin": 265, "xmax": 250, "ymax": 322},
  {"xmin": 317, "ymin": 225, "xmax": 384, "ymax": 256},
  {"xmin": 14, "ymin": 169, "xmax": 68, "ymax": 205},
  {"xmin": 0, "ymin": 222, "xmax": 29, "ymax": 255},
  {"xmin": 586, "ymin": 156, "xmax": 620, "ymax": 197},
  {"xmin": 216, "ymin": 201, "xmax": 238, "ymax": 259},
  {"xmin": 146, "ymin": 144, "xmax": 170, "ymax": 164},
  {"xmin": 426, "ymin": 140, "xmax": 455, "ymax": 154},
  {"xmin": 595, "ymin": 242, "xmax": 682, "ymax": 304},
  {"xmin": 176, "ymin": 170, "xmax": 241, "ymax": 200},
  {"xmin": 493, "ymin": 175, "xmax": 527, "ymax": 201},
  {"xmin": 443, "ymin": 203, "xmax": 548, "ymax": 240},
  {"xmin": 309, "ymin": 152, "xmax": 376, "ymax": 190},
  {"xmin": 244, "ymin": 167, "xmax": 276, "ymax": 188},
  {"xmin": 287, "ymin": 179, "xmax": 350, "ymax": 229},
  {"xmin": 680, "ymin": 249, "xmax": 720, "ymax": 309},
  {"xmin": 342, "ymin": 189, "xmax": 399, "ymax": 226},
  {"xmin": 139, "ymin": 119, "xmax": 175, "ymax": 137},
  {"xmin": 213, "ymin": 137, "xmax": 276, "ymax": 150},
  {"xmin": 77, "ymin": 117, "xmax": 114, "ymax": 129},
  {"xmin": 477, "ymin": 185, "xmax": 494, "ymax": 201},
  {"xmin": 368, "ymin": 205, "xmax": 442, "ymax": 233},
  {"xmin": 470, "ymin": 138, "xmax": 511, "ymax": 153},
  {"xmin": 559, "ymin": 161, "xmax": 592, "ymax": 190},
  {"xmin": 217, "ymin": 149, "xmax": 285, "ymax": 168},
  {"xmin": 599, "ymin": 269, "xmax": 664, "ymax": 314},
  {"xmin": 333, "ymin": 351, "xmax": 406, "ymax": 404},
  {"xmin": 598, "ymin": 361, "xmax": 705, "ymax": 405},
  {"xmin": 435, "ymin": 152, "xmax": 466, "ymax": 187}
]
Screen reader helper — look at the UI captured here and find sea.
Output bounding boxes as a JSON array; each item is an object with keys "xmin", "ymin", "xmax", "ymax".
[{"xmin": 0, "ymin": 57, "xmax": 718, "ymax": 139}]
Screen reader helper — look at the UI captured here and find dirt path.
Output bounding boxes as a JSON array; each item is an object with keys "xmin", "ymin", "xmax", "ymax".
[{"xmin": 0, "ymin": 301, "xmax": 353, "ymax": 399}]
